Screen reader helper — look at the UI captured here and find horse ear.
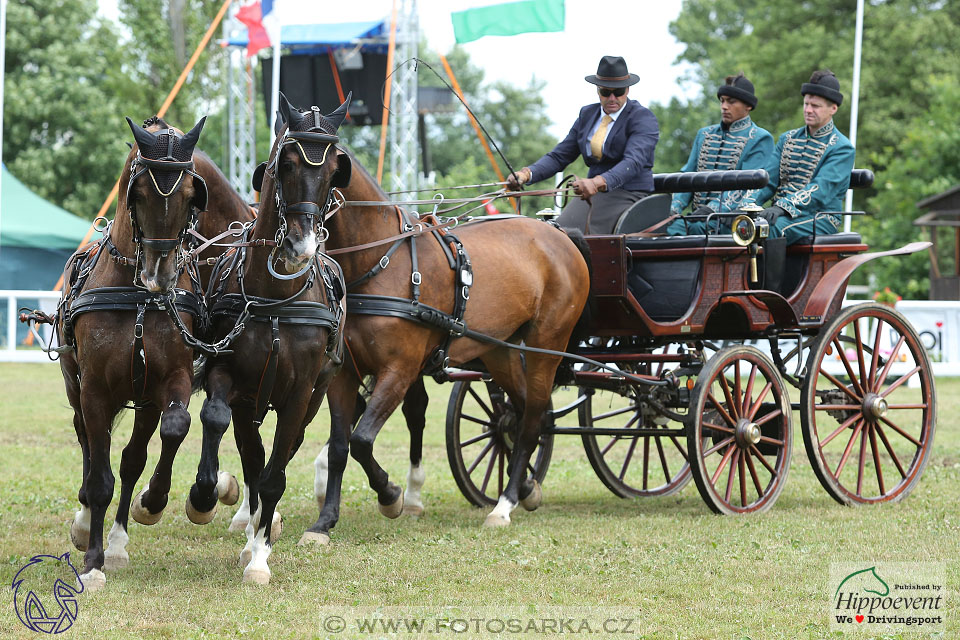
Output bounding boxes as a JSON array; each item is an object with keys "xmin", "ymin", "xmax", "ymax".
[
  {"xmin": 252, "ymin": 161, "xmax": 267, "ymax": 192},
  {"xmin": 180, "ymin": 116, "xmax": 207, "ymax": 158},
  {"xmin": 273, "ymin": 111, "xmax": 284, "ymax": 136},
  {"xmin": 126, "ymin": 116, "xmax": 157, "ymax": 151},
  {"xmin": 331, "ymin": 150, "xmax": 352, "ymax": 189},
  {"xmin": 278, "ymin": 91, "xmax": 304, "ymax": 130},
  {"xmin": 326, "ymin": 91, "xmax": 352, "ymax": 131}
]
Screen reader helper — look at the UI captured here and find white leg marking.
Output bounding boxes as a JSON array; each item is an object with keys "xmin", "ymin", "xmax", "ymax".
[
  {"xmin": 237, "ymin": 503, "xmax": 259, "ymax": 568},
  {"xmin": 483, "ymin": 496, "xmax": 516, "ymax": 527},
  {"xmin": 79, "ymin": 569, "xmax": 106, "ymax": 593},
  {"xmin": 242, "ymin": 525, "xmax": 273, "ymax": 585},
  {"xmin": 103, "ymin": 522, "xmax": 130, "ymax": 571},
  {"xmin": 314, "ymin": 444, "xmax": 329, "ymax": 507},
  {"xmin": 229, "ymin": 484, "xmax": 251, "ymax": 532},
  {"xmin": 70, "ymin": 506, "xmax": 91, "ymax": 551},
  {"xmin": 402, "ymin": 463, "xmax": 425, "ymax": 517}
]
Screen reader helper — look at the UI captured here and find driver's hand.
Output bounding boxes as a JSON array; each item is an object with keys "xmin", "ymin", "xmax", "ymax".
[
  {"xmin": 506, "ymin": 167, "xmax": 531, "ymax": 191},
  {"xmin": 573, "ymin": 176, "xmax": 605, "ymax": 200}
]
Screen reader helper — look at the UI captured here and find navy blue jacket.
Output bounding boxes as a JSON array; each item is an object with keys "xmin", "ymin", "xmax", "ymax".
[{"xmin": 527, "ymin": 100, "xmax": 659, "ymax": 192}]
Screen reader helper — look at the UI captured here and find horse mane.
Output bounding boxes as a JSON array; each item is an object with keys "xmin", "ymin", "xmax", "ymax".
[
  {"xmin": 142, "ymin": 116, "xmax": 172, "ymax": 131},
  {"xmin": 341, "ymin": 146, "xmax": 388, "ymax": 199}
]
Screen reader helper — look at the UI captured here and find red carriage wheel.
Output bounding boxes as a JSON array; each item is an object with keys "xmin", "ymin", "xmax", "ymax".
[
  {"xmin": 580, "ymin": 382, "xmax": 691, "ymax": 498},
  {"xmin": 445, "ymin": 379, "xmax": 553, "ymax": 507},
  {"xmin": 687, "ymin": 345, "xmax": 792, "ymax": 514},
  {"xmin": 800, "ymin": 302, "xmax": 936, "ymax": 505}
]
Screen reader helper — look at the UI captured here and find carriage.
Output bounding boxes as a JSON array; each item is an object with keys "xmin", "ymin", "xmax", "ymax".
[{"xmin": 441, "ymin": 168, "xmax": 936, "ymax": 515}]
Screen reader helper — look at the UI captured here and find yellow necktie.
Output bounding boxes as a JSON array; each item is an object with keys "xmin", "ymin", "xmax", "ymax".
[{"xmin": 590, "ymin": 114, "xmax": 613, "ymax": 159}]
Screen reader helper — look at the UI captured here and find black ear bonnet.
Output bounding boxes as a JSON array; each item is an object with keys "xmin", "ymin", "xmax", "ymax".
[{"xmin": 125, "ymin": 116, "xmax": 208, "ymax": 213}]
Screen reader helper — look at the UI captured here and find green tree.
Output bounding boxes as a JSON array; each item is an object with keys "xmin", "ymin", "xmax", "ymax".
[{"xmin": 3, "ymin": 0, "xmax": 130, "ymax": 218}]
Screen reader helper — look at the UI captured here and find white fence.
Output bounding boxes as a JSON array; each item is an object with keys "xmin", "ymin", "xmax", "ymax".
[{"xmin": 3, "ymin": 290, "xmax": 960, "ymax": 375}]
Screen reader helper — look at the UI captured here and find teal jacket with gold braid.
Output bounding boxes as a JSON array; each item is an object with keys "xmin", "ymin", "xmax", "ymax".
[
  {"xmin": 670, "ymin": 115, "xmax": 773, "ymax": 215},
  {"xmin": 743, "ymin": 120, "xmax": 855, "ymax": 228}
]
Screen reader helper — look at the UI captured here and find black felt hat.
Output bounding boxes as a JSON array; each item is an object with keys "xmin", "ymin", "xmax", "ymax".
[
  {"xmin": 801, "ymin": 70, "xmax": 843, "ymax": 106},
  {"xmin": 717, "ymin": 73, "xmax": 758, "ymax": 109},
  {"xmin": 585, "ymin": 56, "xmax": 640, "ymax": 88}
]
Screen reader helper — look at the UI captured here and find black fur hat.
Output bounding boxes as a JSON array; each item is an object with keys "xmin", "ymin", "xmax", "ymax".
[
  {"xmin": 801, "ymin": 69, "xmax": 843, "ymax": 106},
  {"xmin": 717, "ymin": 72, "xmax": 758, "ymax": 109}
]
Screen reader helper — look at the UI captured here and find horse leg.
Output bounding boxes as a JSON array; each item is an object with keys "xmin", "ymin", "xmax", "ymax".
[
  {"xmin": 233, "ymin": 405, "xmax": 272, "ymax": 566},
  {"xmin": 313, "ymin": 388, "xmax": 364, "ymax": 506},
  {"xmin": 188, "ymin": 368, "xmax": 236, "ymax": 524},
  {"xmin": 131, "ymin": 377, "xmax": 193, "ymax": 526},
  {"xmin": 69, "ymin": 411, "xmax": 92, "ymax": 552},
  {"xmin": 76, "ymin": 392, "xmax": 116, "ymax": 592},
  {"xmin": 401, "ymin": 377, "xmax": 428, "ymax": 517},
  {"xmin": 302, "ymin": 371, "xmax": 359, "ymax": 545},
  {"xmin": 350, "ymin": 370, "xmax": 417, "ymax": 518},
  {"xmin": 106, "ymin": 406, "xmax": 160, "ymax": 570}
]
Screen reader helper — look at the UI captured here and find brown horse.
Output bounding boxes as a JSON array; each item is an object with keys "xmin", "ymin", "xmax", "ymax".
[
  {"xmin": 301, "ymin": 149, "xmax": 590, "ymax": 541},
  {"xmin": 189, "ymin": 93, "xmax": 348, "ymax": 584},
  {"xmin": 57, "ymin": 116, "xmax": 211, "ymax": 592}
]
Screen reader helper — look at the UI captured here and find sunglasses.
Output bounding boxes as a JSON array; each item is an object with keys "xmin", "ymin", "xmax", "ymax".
[{"xmin": 598, "ymin": 87, "xmax": 626, "ymax": 98}]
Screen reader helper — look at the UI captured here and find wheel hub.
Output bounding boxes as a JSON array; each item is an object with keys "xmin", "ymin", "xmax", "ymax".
[
  {"xmin": 496, "ymin": 408, "xmax": 517, "ymax": 447},
  {"xmin": 735, "ymin": 419, "xmax": 762, "ymax": 448},
  {"xmin": 863, "ymin": 393, "xmax": 888, "ymax": 421}
]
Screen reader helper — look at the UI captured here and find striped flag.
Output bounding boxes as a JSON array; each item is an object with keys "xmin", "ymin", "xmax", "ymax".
[
  {"xmin": 452, "ymin": 0, "xmax": 565, "ymax": 44},
  {"xmin": 235, "ymin": 0, "xmax": 282, "ymax": 57}
]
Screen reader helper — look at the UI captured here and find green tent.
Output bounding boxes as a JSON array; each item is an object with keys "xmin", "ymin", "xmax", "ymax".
[{"xmin": 0, "ymin": 165, "xmax": 93, "ymax": 290}]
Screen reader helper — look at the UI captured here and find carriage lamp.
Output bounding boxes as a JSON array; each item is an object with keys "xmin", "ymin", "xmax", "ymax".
[{"xmin": 731, "ymin": 210, "xmax": 770, "ymax": 284}]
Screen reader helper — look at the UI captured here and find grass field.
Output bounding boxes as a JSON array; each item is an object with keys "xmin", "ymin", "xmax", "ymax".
[{"xmin": 0, "ymin": 362, "xmax": 956, "ymax": 639}]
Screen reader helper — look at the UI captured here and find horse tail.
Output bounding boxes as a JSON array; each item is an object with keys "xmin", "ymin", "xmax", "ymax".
[
  {"xmin": 192, "ymin": 355, "xmax": 207, "ymax": 394},
  {"xmin": 562, "ymin": 228, "xmax": 594, "ymax": 348}
]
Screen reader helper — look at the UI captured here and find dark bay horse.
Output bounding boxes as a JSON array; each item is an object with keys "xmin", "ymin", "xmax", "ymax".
[
  {"xmin": 302, "ymin": 149, "xmax": 590, "ymax": 540},
  {"xmin": 57, "ymin": 116, "xmax": 210, "ymax": 591},
  {"xmin": 189, "ymin": 93, "xmax": 348, "ymax": 584}
]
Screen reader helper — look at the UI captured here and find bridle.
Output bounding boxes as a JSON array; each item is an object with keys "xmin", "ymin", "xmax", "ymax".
[
  {"xmin": 126, "ymin": 128, "xmax": 208, "ymax": 262},
  {"xmin": 263, "ymin": 123, "xmax": 345, "ymax": 280}
]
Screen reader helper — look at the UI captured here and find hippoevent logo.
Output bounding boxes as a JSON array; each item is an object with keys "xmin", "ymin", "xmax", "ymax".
[
  {"xmin": 830, "ymin": 562, "xmax": 944, "ymax": 633},
  {"xmin": 11, "ymin": 553, "xmax": 83, "ymax": 634}
]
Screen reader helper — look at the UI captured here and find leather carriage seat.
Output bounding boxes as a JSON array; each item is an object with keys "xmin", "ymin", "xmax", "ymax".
[
  {"xmin": 625, "ymin": 234, "xmax": 740, "ymax": 251},
  {"xmin": 612, "ymin": 193, "xmax": 672, "ymax": 234},
  {"xmin": 793, "ymin": 231, "xmax": 863, "ymax": 246}
]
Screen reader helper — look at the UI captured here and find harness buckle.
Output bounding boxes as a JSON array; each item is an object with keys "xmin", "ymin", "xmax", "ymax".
[
  {"xmin": 134, "ymin": 321, "xmax": 144, "ymax": 339},
  {"xmin": 379, "ymin": 255, "xmax": 390, "ymax": 270},
  {"xmin": 449, "ymin": 320, "xmax": 466, "ymax": 337},
  {"xmin": 411, "ymin": 271, "xmax": 422, "ymax": 286},
  {"xmin": 462, "ymin": 285, "xmax": 470, "ymax": 301},
  {"xmin": 460, "ymin": 269, "xmax": 473, "ymax": 287}
]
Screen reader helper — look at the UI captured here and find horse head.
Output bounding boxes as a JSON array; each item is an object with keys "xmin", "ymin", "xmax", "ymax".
[
  {"xmin": 124, "ymin": 115, "xmax": 208, "ymax": 292},
  {"xmin": 262, "ymin": 91, "xmax": 352, "ymax": 274}
]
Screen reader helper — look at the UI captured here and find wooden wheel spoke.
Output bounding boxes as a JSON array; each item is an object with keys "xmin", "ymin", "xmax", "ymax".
[
  {"xmin": 868, "ymin": 317, "xmax": 884, "ymax": 390},
  {"xmin": 819, "ymin": 367, "xmax": 862, "ymax": 403},
  {"xmin": 749, "ymin": 443, "xmax": 778, "ymax": 475},
  {"xmin": 479, "ymin": 442, "xmax": 498, "ymax": 493},
  {"xmin": 879, "ymin": 415, "xmax": 923, "ymax": 448},
  {"xmin": 670, "ymin": 435, "xmax": 688, "ymax": 460},
  {"xmin": 467, "ymin": 439, "xmax": 495, "ymax": 474},
  {"xmin": 873, "ymin": 421, "xmax": 908, "ymax": 479},
  {"xmin": 600, "ymin": 435, "xmax": 623, "ymax": 456},
  {"xmin": 704, "ymin": 436, "xmax": 735, "ymax": 458},
  {"xmin": 744, "ymin": 449, "xmax": 765, "ymax": 496},
  {"xmin": 834, "ymin": 420, "xmax": 865, "ymax": 479},
  {"xmin": 702, "ymin": 421, "xmax": 736, "ymax": 434},
  {"xmin": 619, "ymin": 437, "xmax": 639, "ymax": 481},
  {"xmin": 886, "ymin": 403, "xmax": 929, "ymax": 410},
  {"xmin": 593, "ymin": 404, "xmax": 638, "ymax": 422},
  {"xmin": 738, "ymin": 451, "xmax": 748, "ymax": 507},
  {"xmin": 874, "ymin": 334, "xmax": 906, "ymax": 391},
  {"xmin": 757, "ymin": 435, "xmax": 784, "ymax": 447},
  {"xmin": 868, "ymin": 422, "xmax": 885, "ymax": 495},
  {"xmin": 747, "ymin": 381, "xmax": 773, "ymax": 420},
  {"xmin": 815, "ymin": 404, "xmax": 861, "ymax": 411},
  {"xmin": 719, "ymin": 372, "xmax": 739, "ymax": 420},
  {"xmin": 854, "ymin": 320, "xmax": 868, "ymax": 388},
  {"xmin": 734, "ymin": 363, "xmax": 743, "ymax": 418},
  {"xmin": 724, "ymin": 449, "xmax": 740, "ymax": 503},
  {"xmin": 834, "ymin": 336, "xmax": 866, "ymax": 396},
  {"xmin": 460, "ymin": 429, "xmax": 494, "ymax": 447},
  {"xmin": 879, "ymin": 365, "xmax": 922, "ymax": 398},
  {"xmin": 655, "ymin": 436, "xmax": 671, "ymax": 484},
  {"xmin": 707, "ymin": 394, "xmax": 737, "ymax": 427},
  {"xmin": 467, "ymin": 387, "xmax": 495, "ymax": 419},
  {"xmin": 856, "ymin": 421, "xmax": 869, "ymax": 496},
  {"xmin": 753, "ymin": 408, "xmax": 783, "ymax": 429},
  {"xmin": 742, "ymin": 364, "xmax": 758, "ymax": 417},
  {"xmin": 710, "ymin": 444, "xmax": 737, "ymax": 486},
  {"xmin": 642, "ymin": 437, "xmax": 650, "ymax": 490},
  {"xmin": 819, "ymin": 412, "xmax": 862, "ymax": 448}
]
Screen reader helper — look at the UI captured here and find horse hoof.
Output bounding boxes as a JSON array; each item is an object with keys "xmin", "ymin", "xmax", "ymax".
[
  {"xmin": 242, "ymin": 568, "xmax": 271, "ymax": 585},
  {"xmin": 217, "ymin": 471, "xmax": 240, "ymax": 506},
  {"xmin": 483, "ymin": 512, "xmax": 511, "ymax": 527},
  {"xmin": 103, "ymin": 549, "xmax": 129, "ymax": 571},
  {"xmin": 70, "ymin": 521, "xmax": 89, "ymax": 552},
  {"xmin": 297, "ymin": 531, "xmax": 330, "ymax": 546},
  {"xmin": 228, "ymin": 516, "xmax": 249, "ymax": 533},
  {"xmin": 185, "ymin": 495, "xmax": 217, "ymax": 525},
  {"xmin": 401, "ymin": 504, "xmax": 424, "ymax": 518},
  {"xmin": 238, "ymin": 548, "xmax": 252, "ymax": 568},
  {"xmin": 270, "ymin": 512, "xmax": 283, "ymax": 542},
  {"xmin": 378, "ymin": 494, "xmax": 404, "ymax": 519},
  {"xmin": 80, "ymin": 569, "xmax": 106, "ymax": 593},
  {"xmin": 130, "ymin": 490, "xmax": 163, "ymax": 526},
  {"xmin": 520, "ymin": 480, "xmax": 542, "ymax": 512}
]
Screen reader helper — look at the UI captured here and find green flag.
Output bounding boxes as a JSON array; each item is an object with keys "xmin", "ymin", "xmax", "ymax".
[{"xmin": 451, "ymin": 0, "xmax": 565, "ymax": 44}]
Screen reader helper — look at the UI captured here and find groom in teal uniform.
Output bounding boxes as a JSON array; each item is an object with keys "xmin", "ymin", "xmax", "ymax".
[
  {"xmin": 668, "ymin": 72, "xmax": 774, "ymax": 235},
  {"xmin": 742, "ymin": 69, "xmax": 856, "ymax": 244}
]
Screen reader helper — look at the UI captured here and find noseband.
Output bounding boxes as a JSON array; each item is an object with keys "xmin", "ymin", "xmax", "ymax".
[
  {"xmin": 126, "ymin": 128, "xmax": 208, "ymax": 259},
  {"xmin": 264, "ymin": 127, "xmax": 345, "ymax": 280}
]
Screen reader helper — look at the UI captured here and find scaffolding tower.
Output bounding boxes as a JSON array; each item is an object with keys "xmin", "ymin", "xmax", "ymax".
[
  {"xmin": 223, "ymin": 9, "xmax": 257, "ymax": 202},
  {"xmin": 388, "ymin": 0, "xmax": 420, "ymax": 198}
]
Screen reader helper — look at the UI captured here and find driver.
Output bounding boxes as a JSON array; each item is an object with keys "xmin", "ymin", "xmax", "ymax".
[{"xmin": 506, "ymin": 55, "xmax": 659, "ymax": 234}]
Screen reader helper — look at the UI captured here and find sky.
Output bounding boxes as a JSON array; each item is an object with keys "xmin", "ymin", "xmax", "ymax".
[{"xmin": 97, "ymin": 0, "xmax": 698, "ymax": 137}]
